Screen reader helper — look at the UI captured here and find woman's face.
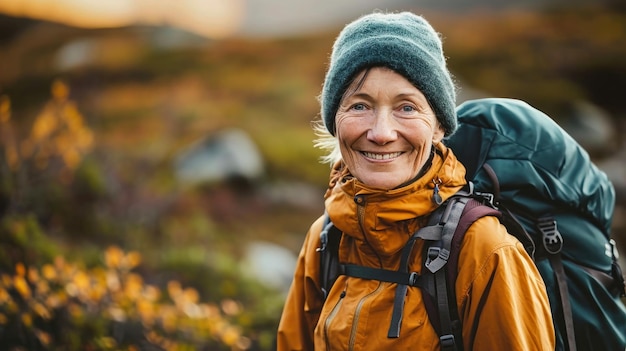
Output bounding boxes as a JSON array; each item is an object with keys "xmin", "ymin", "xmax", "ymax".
[{"xmin": 335, "ymin": 67, "xmax": 445, "ymax": 190}]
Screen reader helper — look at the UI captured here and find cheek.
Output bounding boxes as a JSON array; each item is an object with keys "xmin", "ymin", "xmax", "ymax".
[
  {"xmin": 335, "ymin": 128, "xmax": 355, "ymax": 158},
  {"xmin": 402, "ymin": 121, "xmax": 435, "ymax": 144},
  {"xmin": 335, "ymin": 118, "xmax": 361, "ymax": 163},
  {"xmin": 335, "ymin": 115, "xmax": 360, "ymax": 143}
]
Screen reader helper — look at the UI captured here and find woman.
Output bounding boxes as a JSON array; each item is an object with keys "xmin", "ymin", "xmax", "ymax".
[{"xmin": 277, "ymin": 11, "xmax": 555, "ymax": 350}]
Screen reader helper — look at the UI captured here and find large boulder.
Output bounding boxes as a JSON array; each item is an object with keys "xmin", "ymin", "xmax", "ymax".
[{"xmin": 174, "ymin": 128, "xmax": 265, "ymax": 185}]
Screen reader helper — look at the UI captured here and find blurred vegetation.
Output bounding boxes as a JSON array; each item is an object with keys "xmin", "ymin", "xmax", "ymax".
[
  {"xmin": 0, "ymin": 80, "xmax": 290, "ymax": 349},
  {"xmin": 0, "ymin": 2, "xmax": 625, "ymax": 350},
  {"xmin": 0, "ymin": 244, "xmax": 252, "ymax": 350},
  {"xmin": 434, "ymin": 4, "xmax": 626, "ymax": 119}
]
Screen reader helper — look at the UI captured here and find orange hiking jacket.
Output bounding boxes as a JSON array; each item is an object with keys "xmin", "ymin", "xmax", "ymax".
[{"xmin": 277, "ymin": 143, "xmax": 555, "ymax": 350}]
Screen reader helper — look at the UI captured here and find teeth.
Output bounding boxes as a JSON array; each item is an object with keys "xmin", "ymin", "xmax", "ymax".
[{"xmin": 362, "ymin": 152, "xmax": 402, "ymax": 160}]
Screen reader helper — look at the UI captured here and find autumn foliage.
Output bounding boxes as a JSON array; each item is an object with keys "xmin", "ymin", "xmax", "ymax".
[
  {"xmin": 0, "ymin": 82, "xmax": 257, "ymax": 350},
  {"xmin": 0, "ymin": 245, "xmax": 250, "ymax": 350}
]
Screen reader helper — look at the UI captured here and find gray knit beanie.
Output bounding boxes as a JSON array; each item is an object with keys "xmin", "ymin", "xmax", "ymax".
[{"xmin": 321, "ymin": 12, "xmax": 457, "ymax": 136}]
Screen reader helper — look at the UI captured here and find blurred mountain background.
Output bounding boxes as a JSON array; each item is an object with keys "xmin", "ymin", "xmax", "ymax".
[{"xmin": 0, "ymin": 0, "xmax": 625, "ymax": 350}]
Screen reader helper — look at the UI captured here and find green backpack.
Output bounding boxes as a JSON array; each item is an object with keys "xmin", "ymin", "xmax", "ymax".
[
  {"xmin": 317, "ymin": 98, "xmax": 626, "ymax": 351},
  {"xmin": 446, "ymin": 98, "xmax": 626, "ymax": 351}
]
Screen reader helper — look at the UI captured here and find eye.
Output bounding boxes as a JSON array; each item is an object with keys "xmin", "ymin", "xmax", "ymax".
[
  {"xmin": 351, "ymin": 103, "xmax": 367, "ymax": 111},
  {"xmin": 401, "ymin": 105, "xmax": 416, "ymax": 113}
]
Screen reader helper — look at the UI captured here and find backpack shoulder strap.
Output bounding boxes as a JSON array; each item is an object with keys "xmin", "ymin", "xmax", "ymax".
[
  {"xmin": 447, "ymin": 197, "xmax": 501, "ymax": 281},
  {"xmin": 421, "ymin": 193, "xmax": 500, "ymax": 351},
  {"xmin": 317, "ymin": 213, "xmax": 343, "ymax": 300}
]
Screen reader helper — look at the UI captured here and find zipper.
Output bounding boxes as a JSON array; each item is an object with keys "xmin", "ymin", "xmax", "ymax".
[
  {"xmin": 348, "ymin": 282, "xmax": 385, "ymax": 351},
  {"xmin": 354, "ymin": 193, "xmax": 383, "ymax": 267},
  {"xmin": 324, "ymin": 290, "xmax": 345, "ymax": 350},
  {"xmin": 347, "ymin": 193, "xmax": 387, "ymax": 351},
  {"xmin": 355, "ymin": 194, "xmax": 366, "ymax": 232}
]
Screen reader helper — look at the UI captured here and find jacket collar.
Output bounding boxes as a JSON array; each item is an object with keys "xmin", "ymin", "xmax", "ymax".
[{"xmin": 324, "ymin": 143, "xmax": 467, "ymax": 257}]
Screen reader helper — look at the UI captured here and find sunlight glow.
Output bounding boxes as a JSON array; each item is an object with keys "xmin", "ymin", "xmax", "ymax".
[{"xmin": 0, "ymin": 0, "xmax": 245, "ymax": 39}]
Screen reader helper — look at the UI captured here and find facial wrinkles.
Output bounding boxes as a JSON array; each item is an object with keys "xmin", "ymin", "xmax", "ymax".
[
  {"xmin": 334, "ymin": 67, "xmax": 443, "ymax": 189},
  {"xmin": 336, "ymin": 125, "xmax": 359, "ymax": 171},
  {"xmin": 410, "ymin": 115, "xmax": 441, "ymax": 178},
  {"xmin": 410, "ymin": 140, "xmax": 432, "ymax": 175}
]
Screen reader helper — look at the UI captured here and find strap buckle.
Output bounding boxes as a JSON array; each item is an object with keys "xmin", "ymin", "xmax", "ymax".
[
  {"xmin": 425, "ymin": 246, "xmax": 450, "ymax": 273},
  {"xmin": 463, "ymin": 181, "xmax": 496, "ymax": 207},
  {"xmin": 408, "ymin": 272, "xmax": 420, "ymax": 286},
  {"xmin": 427, "ymin": 246, "xmax": 441, "ymax": 261},
  {"xmin": 538, "ymin": 217, "xmax": 563, "ymax": 255},
  {"xmin": 440, "ymin": 334, "xmax": 457, "ymax": 351},
  {"xmin": 316, "ymin": 221, "xmax": 334, "ymax": 253}
]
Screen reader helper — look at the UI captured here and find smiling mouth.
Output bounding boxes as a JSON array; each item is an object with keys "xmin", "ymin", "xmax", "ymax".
[{"xmin": 361, "ymin": 151, "xmax": 403, "ymax": 160}]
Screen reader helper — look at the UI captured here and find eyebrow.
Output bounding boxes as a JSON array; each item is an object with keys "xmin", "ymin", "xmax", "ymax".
[
  {"xmin": 346, "ymin": 92, "xmax": 373, "ymax": 100},
  {"xmin": 345, "ymin": 92, "xmax": 427, "ymax": 103},
  {"xmin": 395, "ymin": 92, "xmax": 425, "ymax": 100}
]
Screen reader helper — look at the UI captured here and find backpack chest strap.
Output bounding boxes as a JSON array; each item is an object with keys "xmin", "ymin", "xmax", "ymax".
[{"xmin": 341, "ymin": 264, "xmax": 423, "ymax": 287}]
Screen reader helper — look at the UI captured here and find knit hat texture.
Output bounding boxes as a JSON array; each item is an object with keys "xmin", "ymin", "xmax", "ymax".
[{"xmin": 321, "ymin": 12, "xmax": 457, "ymax": 136}]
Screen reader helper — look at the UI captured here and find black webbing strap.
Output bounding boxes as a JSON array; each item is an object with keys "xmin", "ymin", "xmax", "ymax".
[
  {"xmin": 421, "ymin": 198, "xmax": 470, "ymax": 351},
  {"xmin": 387, "ymin": 196, "xmax": 475, "ymax": 344},
  {"xmin": 551, "ymin": 255, "xmax": 577, "ymax": 351},
  {"xmin": 387, "ymin": 215, "xmax": 440, "ymax": 338},
  {"xmin": 339, "ymin": 222, "xmax": 427, "ymax": 338},
  {"xmin": 434, "ymin": 267, "xmax": 457, "ymax": 351},
  {"xmin": 317, "ymin": 214, "xmax": 343, "ymax": 300},
  {"xmin": 580, "ymin": 265, "xmax": 616, "ymax": 289},
  {"xmin": 538, "ymin": 217, "xmax": 577, "ymax": 351},
  {"xmin": 342, "ymin": 264, "xmax": 421, "ymax": 287}
]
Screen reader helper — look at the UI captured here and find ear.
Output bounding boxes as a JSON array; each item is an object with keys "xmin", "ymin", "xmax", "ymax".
[{"xmin": 432, "ymin": 124, "xmax": 445, "ymax": 144}]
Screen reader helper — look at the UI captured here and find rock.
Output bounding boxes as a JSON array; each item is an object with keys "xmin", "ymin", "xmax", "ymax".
[
  {"xmin": 174, "ymin": 128, "xmax": 264, "ymax": 185},
  {"xmin": 242, "ymin": 240, "xmax": 297, "ymax": 293},
  {"xmin": 260, "ymin": 181, "xmax": 325, "ymax": 211}
]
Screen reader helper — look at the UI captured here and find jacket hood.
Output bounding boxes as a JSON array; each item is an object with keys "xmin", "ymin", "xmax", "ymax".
[{"xmin": 324, "ymin": 142, "xmax": 467, "ymax": 258}]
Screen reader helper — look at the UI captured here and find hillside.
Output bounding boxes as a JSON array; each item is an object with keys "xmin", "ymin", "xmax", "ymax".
[{"xmin": 0, "ymin": 3, "xmax": 625, "ymax": 349}]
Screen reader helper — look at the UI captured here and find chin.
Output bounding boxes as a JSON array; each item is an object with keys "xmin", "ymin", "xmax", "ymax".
[{"xmin": 364, "ymin": 179, "xmax": 402, "ymax": 190}]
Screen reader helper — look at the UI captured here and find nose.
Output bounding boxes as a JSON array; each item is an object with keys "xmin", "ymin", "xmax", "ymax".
[{"xmin": 367, "ymin": 109, "xmax": 397, "ymax": 145}]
